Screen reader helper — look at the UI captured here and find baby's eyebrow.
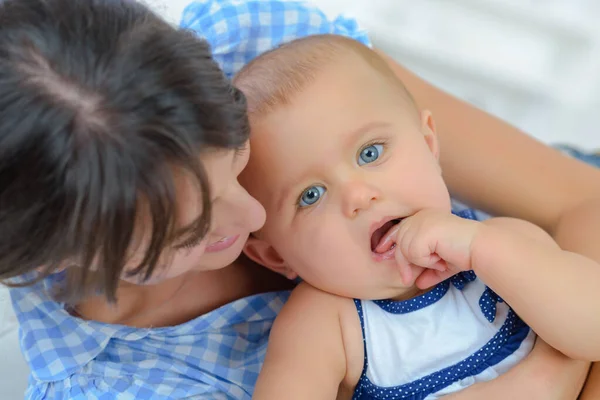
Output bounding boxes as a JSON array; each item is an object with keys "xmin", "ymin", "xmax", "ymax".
[{"xmin": 344, "ymin": 121, "xmax": 391, "ymax": 148}]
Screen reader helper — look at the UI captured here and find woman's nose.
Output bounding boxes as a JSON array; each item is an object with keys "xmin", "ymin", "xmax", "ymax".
[
  {"xmin": 236, "ymin": 186, "xmax": 266, "ymax": 232},
  {"xmin": 217, "ymin": 184, "xmax": 266, "ymax": 234}
]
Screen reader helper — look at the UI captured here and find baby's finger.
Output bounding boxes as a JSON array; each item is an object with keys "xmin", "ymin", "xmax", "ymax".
[
  {"xmin": 427, "ymin": 259, "xmax": 448, "ymax": 273},
  {"xmin": 415, "ymin": 268, "xmax": 454, "ymax": 289},
  {"xmin": 399, "ymin": 261, "xmax": 413, "ymax": 286},
  {"xmin": 394, "ymin": 250, "xmax": 413, "ymax": 285},
  {"xmin": 412, "ymin": 254, "xmax": 446, "ymax": 272}
]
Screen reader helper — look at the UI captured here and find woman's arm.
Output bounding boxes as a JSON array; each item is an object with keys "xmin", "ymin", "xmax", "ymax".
[
  {"xmin": 553, "ymin": 202, "xmax": 600, "ymax": 397},
  {"xmin": 580, "ymin": 363, "xmax": 600, "ymax": 400},
  {"xmin": 443, "ymin": 339, "xmax": 589, "ymax": 400},
  {"xmin": 375, "ymin": 49, "xmax": 600, "ymax": 234}
]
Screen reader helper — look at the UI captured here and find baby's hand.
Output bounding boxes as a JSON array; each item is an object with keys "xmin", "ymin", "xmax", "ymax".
[{"xmin": 394, "ymin": 209, "xmax": 482, "ymax": 289}]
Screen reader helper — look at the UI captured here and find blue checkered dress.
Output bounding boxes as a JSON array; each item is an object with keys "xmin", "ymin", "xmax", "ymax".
[
  {"xmin": 180, "ymin": 0, "xmax": 371, "ymax": 79},
  {"xmin": 10, "ymin": 1, "xmax": 371, "ymax": 399}
]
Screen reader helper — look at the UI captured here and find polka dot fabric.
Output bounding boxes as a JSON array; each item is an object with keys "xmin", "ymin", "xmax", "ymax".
[
  {"xmin": 374, "ymin": 270, "xmax": 503, "ymax": 324},
  {"xmin": 479, "ymin": 287, "xmax": 505, "ymax": 323},
  {"xmin": 373, "ymin": 283, "xmax": 450, "ymax": 314},
  {"xmin": 352, "ymin": 303, "xmax": 529, "ymax": 400}
]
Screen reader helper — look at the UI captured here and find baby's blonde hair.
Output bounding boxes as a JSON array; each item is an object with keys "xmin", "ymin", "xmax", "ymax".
[{"xmin": 233, "ymin": 34, "xmax": 415, "ymax": 117}]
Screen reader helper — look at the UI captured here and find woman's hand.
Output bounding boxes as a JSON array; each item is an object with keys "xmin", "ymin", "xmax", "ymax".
[{"xmin": 442, "ymin": 339, "xmax": 589, "ymax": 400}]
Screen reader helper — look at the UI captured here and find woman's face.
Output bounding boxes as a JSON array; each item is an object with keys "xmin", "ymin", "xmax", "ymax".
[{"xmin": 122, "ymin": 142, "xmax": 266, "ymax": 285}]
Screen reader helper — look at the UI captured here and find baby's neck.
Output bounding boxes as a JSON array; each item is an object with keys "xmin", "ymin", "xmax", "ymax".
[{"xmin": 73, "ymin": 256, "xmax": 293, "ymax": 328}]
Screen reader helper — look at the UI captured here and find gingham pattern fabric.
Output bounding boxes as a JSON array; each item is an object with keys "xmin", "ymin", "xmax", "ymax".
[
  {"xmin": 11, "ymin": 274, "xmax": 289, "ymax": 400},
  {"xmin": 9, "ymin": 1, "xmax": 370, "ymax": 399},
  {"xmin": 180, "ymin": 0, "xmax": 371, "ymax": 79}
]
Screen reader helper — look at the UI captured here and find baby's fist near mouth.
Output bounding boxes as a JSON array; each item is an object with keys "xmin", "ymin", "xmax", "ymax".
[{"xmin": 394, "ymin": 209, "xmax": 483, "ymax": 289}]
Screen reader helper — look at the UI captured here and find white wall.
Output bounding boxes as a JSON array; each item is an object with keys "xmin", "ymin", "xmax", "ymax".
[
  {"xmin": 314, "ymin": 0, "xmax": 600, "ymax": 149},
  {"xmin": 140, "ymin": 0, "xmax": 190, "ymax": 25}
]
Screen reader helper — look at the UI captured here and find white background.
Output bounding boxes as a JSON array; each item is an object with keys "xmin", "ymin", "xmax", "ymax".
[{"xmin": 313, "ymin": 0, "xmax": 600, "ymax": 149}]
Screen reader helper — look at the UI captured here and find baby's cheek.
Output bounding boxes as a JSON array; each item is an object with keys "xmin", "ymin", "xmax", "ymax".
[
  {"xmin": 298, "ymin": 227, "xmax": 335, "ymax": 259},
  {"xmin": 294, "ymin": 230, "xmax": 319, "ymax": 256}
]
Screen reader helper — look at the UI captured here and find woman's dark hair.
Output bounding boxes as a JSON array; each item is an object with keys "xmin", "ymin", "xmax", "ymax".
[{"xmin": 0, "ymin": 0, "xmax": 249, "ymax": 302}]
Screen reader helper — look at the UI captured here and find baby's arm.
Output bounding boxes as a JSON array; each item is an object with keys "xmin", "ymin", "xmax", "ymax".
[
  {"xmin": 252, "ymin": 283, "xmax": 349, "ymax": 399},
  {"xmin": 395, "ymin": 210, "xmax": 600, "ymax": 360},
  {"xmin": 470, "ymin": 217, "xmax": 600, "ymax": 360}
]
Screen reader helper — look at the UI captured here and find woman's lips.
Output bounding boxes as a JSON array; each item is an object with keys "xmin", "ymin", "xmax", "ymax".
[{"xmin": 205, "ymin": 234, "xmax": 240, "ymax": 253}]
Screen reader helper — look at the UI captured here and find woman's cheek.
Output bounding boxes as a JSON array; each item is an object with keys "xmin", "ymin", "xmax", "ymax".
[
  {"xmin": 167, "ymin": 245, "xmax": 207, "ymax": 274},
  {"xmin": 120, "ymin": 241, "xmax": 209, "ymax": 284}
]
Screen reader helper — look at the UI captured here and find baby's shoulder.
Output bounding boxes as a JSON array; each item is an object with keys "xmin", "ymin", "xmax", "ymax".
[
  {"xmin": 284, "ymin": 284, "xmax": 365, "ymax": 388},
  {"xmin": 285, "ymin": 282, "xmax": 357, "ymax": 317}
]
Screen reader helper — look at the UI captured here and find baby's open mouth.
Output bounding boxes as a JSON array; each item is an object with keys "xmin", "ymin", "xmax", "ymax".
[{"xmin": 371, "ymin": 218, "xmax": 402, "ymax": 254}]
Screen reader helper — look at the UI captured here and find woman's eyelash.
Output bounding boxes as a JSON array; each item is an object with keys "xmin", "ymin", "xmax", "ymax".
[{"xmin": 175, "ymin": 235, "xmax": 203, "ymax": 250}]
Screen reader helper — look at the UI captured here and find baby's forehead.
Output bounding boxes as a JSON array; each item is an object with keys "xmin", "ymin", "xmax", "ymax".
[{"xmin": 234, "ymin": 33, "xmax": 413, "ymax": 113}]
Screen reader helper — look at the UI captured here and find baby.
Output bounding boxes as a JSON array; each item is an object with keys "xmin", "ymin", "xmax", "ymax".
[{"xmin": 234, "ymin": 35, "xmax": 580, "ymax": 399}]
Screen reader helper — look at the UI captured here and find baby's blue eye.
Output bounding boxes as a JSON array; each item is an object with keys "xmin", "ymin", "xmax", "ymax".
[
  {"xmin": 358, "ymin": 144, "xmax": 383, "ymax": 166},
  {"xmin": 298, "ymin": 185, "xmax": 326, "ymax": 208}
]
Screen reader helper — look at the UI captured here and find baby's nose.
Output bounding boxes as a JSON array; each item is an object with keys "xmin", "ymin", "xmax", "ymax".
[{"xmin": 341, "ymin": 181, "xmax": 380, "ymax": 218}]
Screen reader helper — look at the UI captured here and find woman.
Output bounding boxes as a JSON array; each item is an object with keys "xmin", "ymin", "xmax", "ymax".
[{"xmin": 1, "ymin": 0, "xmax": 597, "ymax": 398}]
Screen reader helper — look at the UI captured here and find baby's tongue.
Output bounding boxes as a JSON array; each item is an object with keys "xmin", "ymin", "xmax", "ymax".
[{"xmin": 373, "ymin": 221, "xmax": 401, "ymax": 254}]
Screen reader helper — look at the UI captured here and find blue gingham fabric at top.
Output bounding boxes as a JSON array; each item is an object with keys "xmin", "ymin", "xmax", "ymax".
[
  {"xmin": 9, "ymin": 2, "xmax": 372, "ymax": 399},
  {"xmin": 11, "ymin": 273, "xmax": 288, "ymax": 400},
  {"xmin": 180, "ymin": 0, "xmax": 372, "ymax": 79}
]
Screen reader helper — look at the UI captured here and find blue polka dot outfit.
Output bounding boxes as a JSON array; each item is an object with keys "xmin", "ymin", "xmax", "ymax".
[{"xmin": 351, "ymin": 211, "xmax": 535, "ymax": 400}]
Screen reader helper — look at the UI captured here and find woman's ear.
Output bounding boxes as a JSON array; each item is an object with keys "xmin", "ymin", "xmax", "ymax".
[
  {"xmin": 420, "ymin": 110, "xmax": 440, "ymax": 161},
  {"xmin": 244, "ymin": 237, "xmax": 298, "ymax": 280}
]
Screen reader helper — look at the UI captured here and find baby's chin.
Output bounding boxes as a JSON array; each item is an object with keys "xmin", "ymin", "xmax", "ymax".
[
  {"xmin": 308, "ymin": 278, "xmax": 415, "ymax": 302},
  {"xmin": 386, "ymin": 285, "xmax": 425, "ymax": 302},
  {"xmin": 352, "ymin": 269, "xmax": 425, "ymax": 301}
]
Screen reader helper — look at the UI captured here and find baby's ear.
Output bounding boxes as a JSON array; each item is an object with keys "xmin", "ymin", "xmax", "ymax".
[
  {"xmin": 244, "ymin": 237, "xmax": 298, "ymax": 280},
  {"xmin": 420, "ymin": 110, "xmax": 440, "ymax": 161}
]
